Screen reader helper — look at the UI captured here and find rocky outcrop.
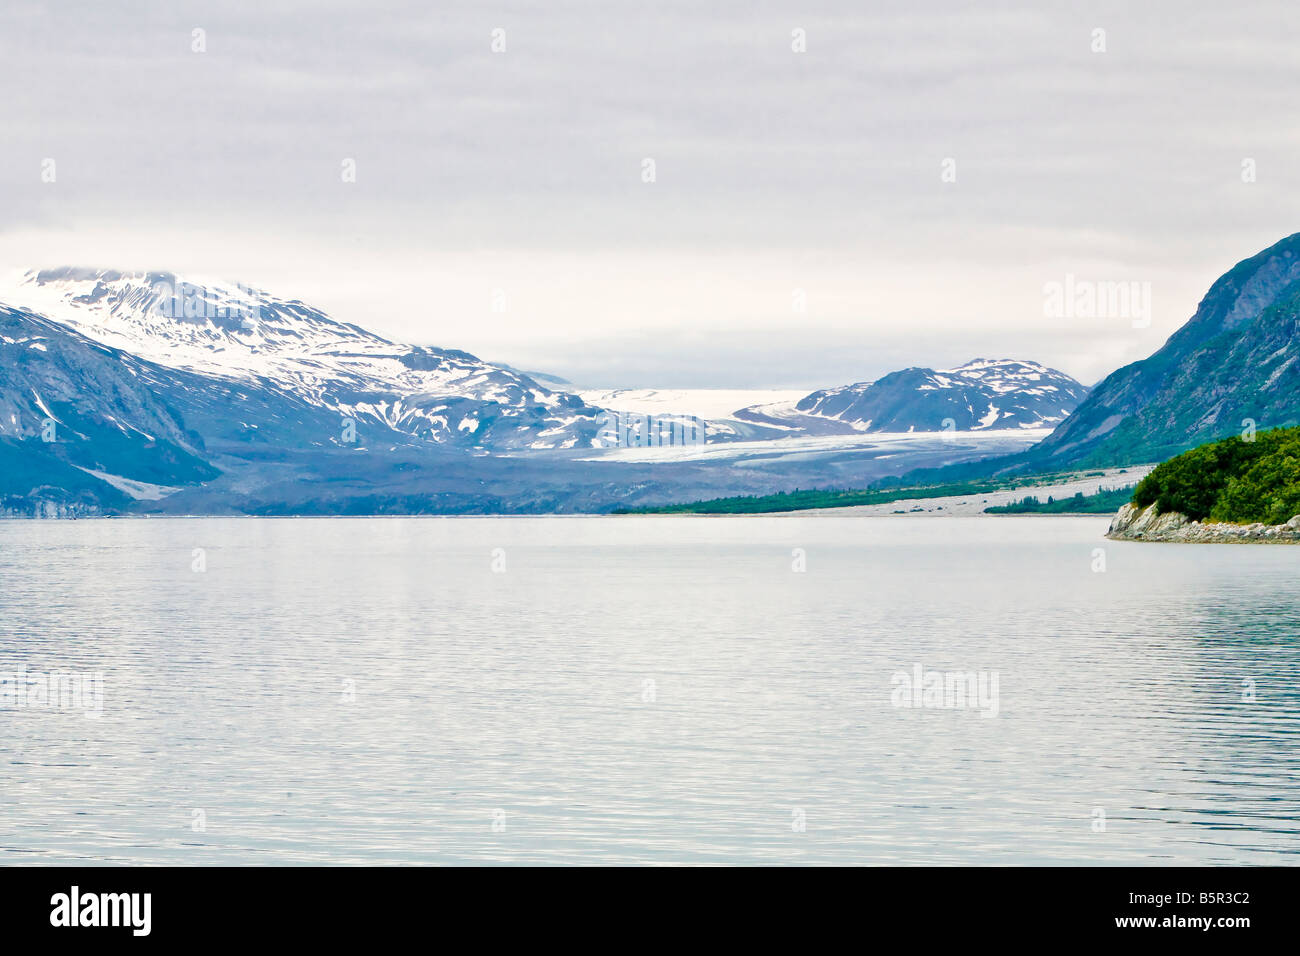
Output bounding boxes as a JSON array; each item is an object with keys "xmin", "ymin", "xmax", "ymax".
[{"xmin": 1107, "ymin": 502, "xmax": 1300, "ymax": 543}]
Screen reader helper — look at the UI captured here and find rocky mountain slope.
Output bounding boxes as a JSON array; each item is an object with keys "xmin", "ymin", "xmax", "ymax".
[
  {"xmin": 1029, "ymin": 233, "xmax": 1300, "ymax": 466},
  {"xmin": 0, "ymin": 304, "xmax": 218, "ymax": 513}
]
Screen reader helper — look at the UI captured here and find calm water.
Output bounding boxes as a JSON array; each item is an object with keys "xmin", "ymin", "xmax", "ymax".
[{"xmin": 1, "ymin": 515, "xmax": 1298, "ymax": 865}]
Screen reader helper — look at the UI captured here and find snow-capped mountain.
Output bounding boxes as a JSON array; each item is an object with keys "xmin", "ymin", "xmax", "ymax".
[
  {"xmin": 2, "ymin": 268, "xmax": 604, "ymax": 451},
  {"xmin": 736, "ymin": 359, "xmax": 1088, "ymax": 433},
  {"xmin": 0, "ymin": 272, "xmax": 1072, "ymax": 516}
]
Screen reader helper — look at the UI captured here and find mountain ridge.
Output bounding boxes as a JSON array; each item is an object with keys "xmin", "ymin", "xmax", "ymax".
[
  {"xmin": 1027, "ymin": 232, "xmax": 1300, "ymax": 466},
  {"xmin": 0, "ymin": 266, "xmax": 1124, "ymax": 515},
  {"xmin": 2, "ymin": 268, "xmax": 607, "ymax": 453}
]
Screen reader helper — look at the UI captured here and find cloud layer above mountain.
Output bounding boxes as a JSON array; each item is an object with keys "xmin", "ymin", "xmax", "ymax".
[{"xmin": 2, "ymin": 0, "xmax": 1298, "ymax": 388}]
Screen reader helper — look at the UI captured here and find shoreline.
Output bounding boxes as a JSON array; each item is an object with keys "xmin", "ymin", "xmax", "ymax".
[
  {"xmin": 1107, "ymin": 502, "xmax": 1300, "ymax": 544},
  {"xmin": 1, "ymin": 510, "xmax": 1122, "ymax": 521}
]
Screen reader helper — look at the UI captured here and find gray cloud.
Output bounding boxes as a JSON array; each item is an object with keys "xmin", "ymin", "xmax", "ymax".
[{"xmin": 2, "ymin": 0, "xmax": 1297, "ymax": 388}]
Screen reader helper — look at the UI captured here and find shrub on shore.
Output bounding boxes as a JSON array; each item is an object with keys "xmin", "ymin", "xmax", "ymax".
[{"xmin": 1132, "ymin": 427, "xmax": 1300, "ymax": 524}]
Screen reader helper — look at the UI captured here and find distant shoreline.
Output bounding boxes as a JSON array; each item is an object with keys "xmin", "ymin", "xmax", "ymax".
[
  {"xmin": 0, "ymin": 465, "xmax": 1155, "ymax": 521},
  {"xmin": 615, "ymin": 465, "xmax": 1153, "ymax": 517},
  {"xmin": 784, "ymin": 467, "xmax": 1149, "ymax": 517}
]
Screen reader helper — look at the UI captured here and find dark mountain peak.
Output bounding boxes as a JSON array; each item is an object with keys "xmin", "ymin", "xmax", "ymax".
[{"xmin": 1177, "ymin": 232, "xmax": 1300, "ymax": 344}]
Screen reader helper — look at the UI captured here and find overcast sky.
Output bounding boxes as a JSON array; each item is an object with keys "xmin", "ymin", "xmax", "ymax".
[{"xmin": 3, "ymin": 1, "xmax": 1299, "ymax": 388}]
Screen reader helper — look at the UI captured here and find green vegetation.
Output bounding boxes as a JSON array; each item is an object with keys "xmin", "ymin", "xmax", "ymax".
[
  {"xmin": 983, "ymin": 486, "xmax": 1133, "ymax": 515},
  {"xmin": 614, "ymin": 469, "xmax": 1125, "ymax": 515},
  {"xmin": 1131, "ymin": 426, "xmax": 1300, "ymax": 524}
]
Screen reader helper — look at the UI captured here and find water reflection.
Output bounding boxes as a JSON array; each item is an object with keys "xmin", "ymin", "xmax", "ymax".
[{"xmin": 0, "ymin": 516, "xmax": 1297, "ymax": 864}]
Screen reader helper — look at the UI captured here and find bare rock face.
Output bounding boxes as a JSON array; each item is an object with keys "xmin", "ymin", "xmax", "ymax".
[
  {"xmin": 1107, "ymin": 502, "xmax": 1139, "ymax": 536},
  {"xmin": 1107, "ymin": 502, "xmax": 1176, "ymax": 537},
  {"xmin": 1107, "ymin": 502, "xmax": 1138, "ymax": 538},
  {"xmin": 1107, "ymin": 503, "xmax": 1300, "ymax": 544}
]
